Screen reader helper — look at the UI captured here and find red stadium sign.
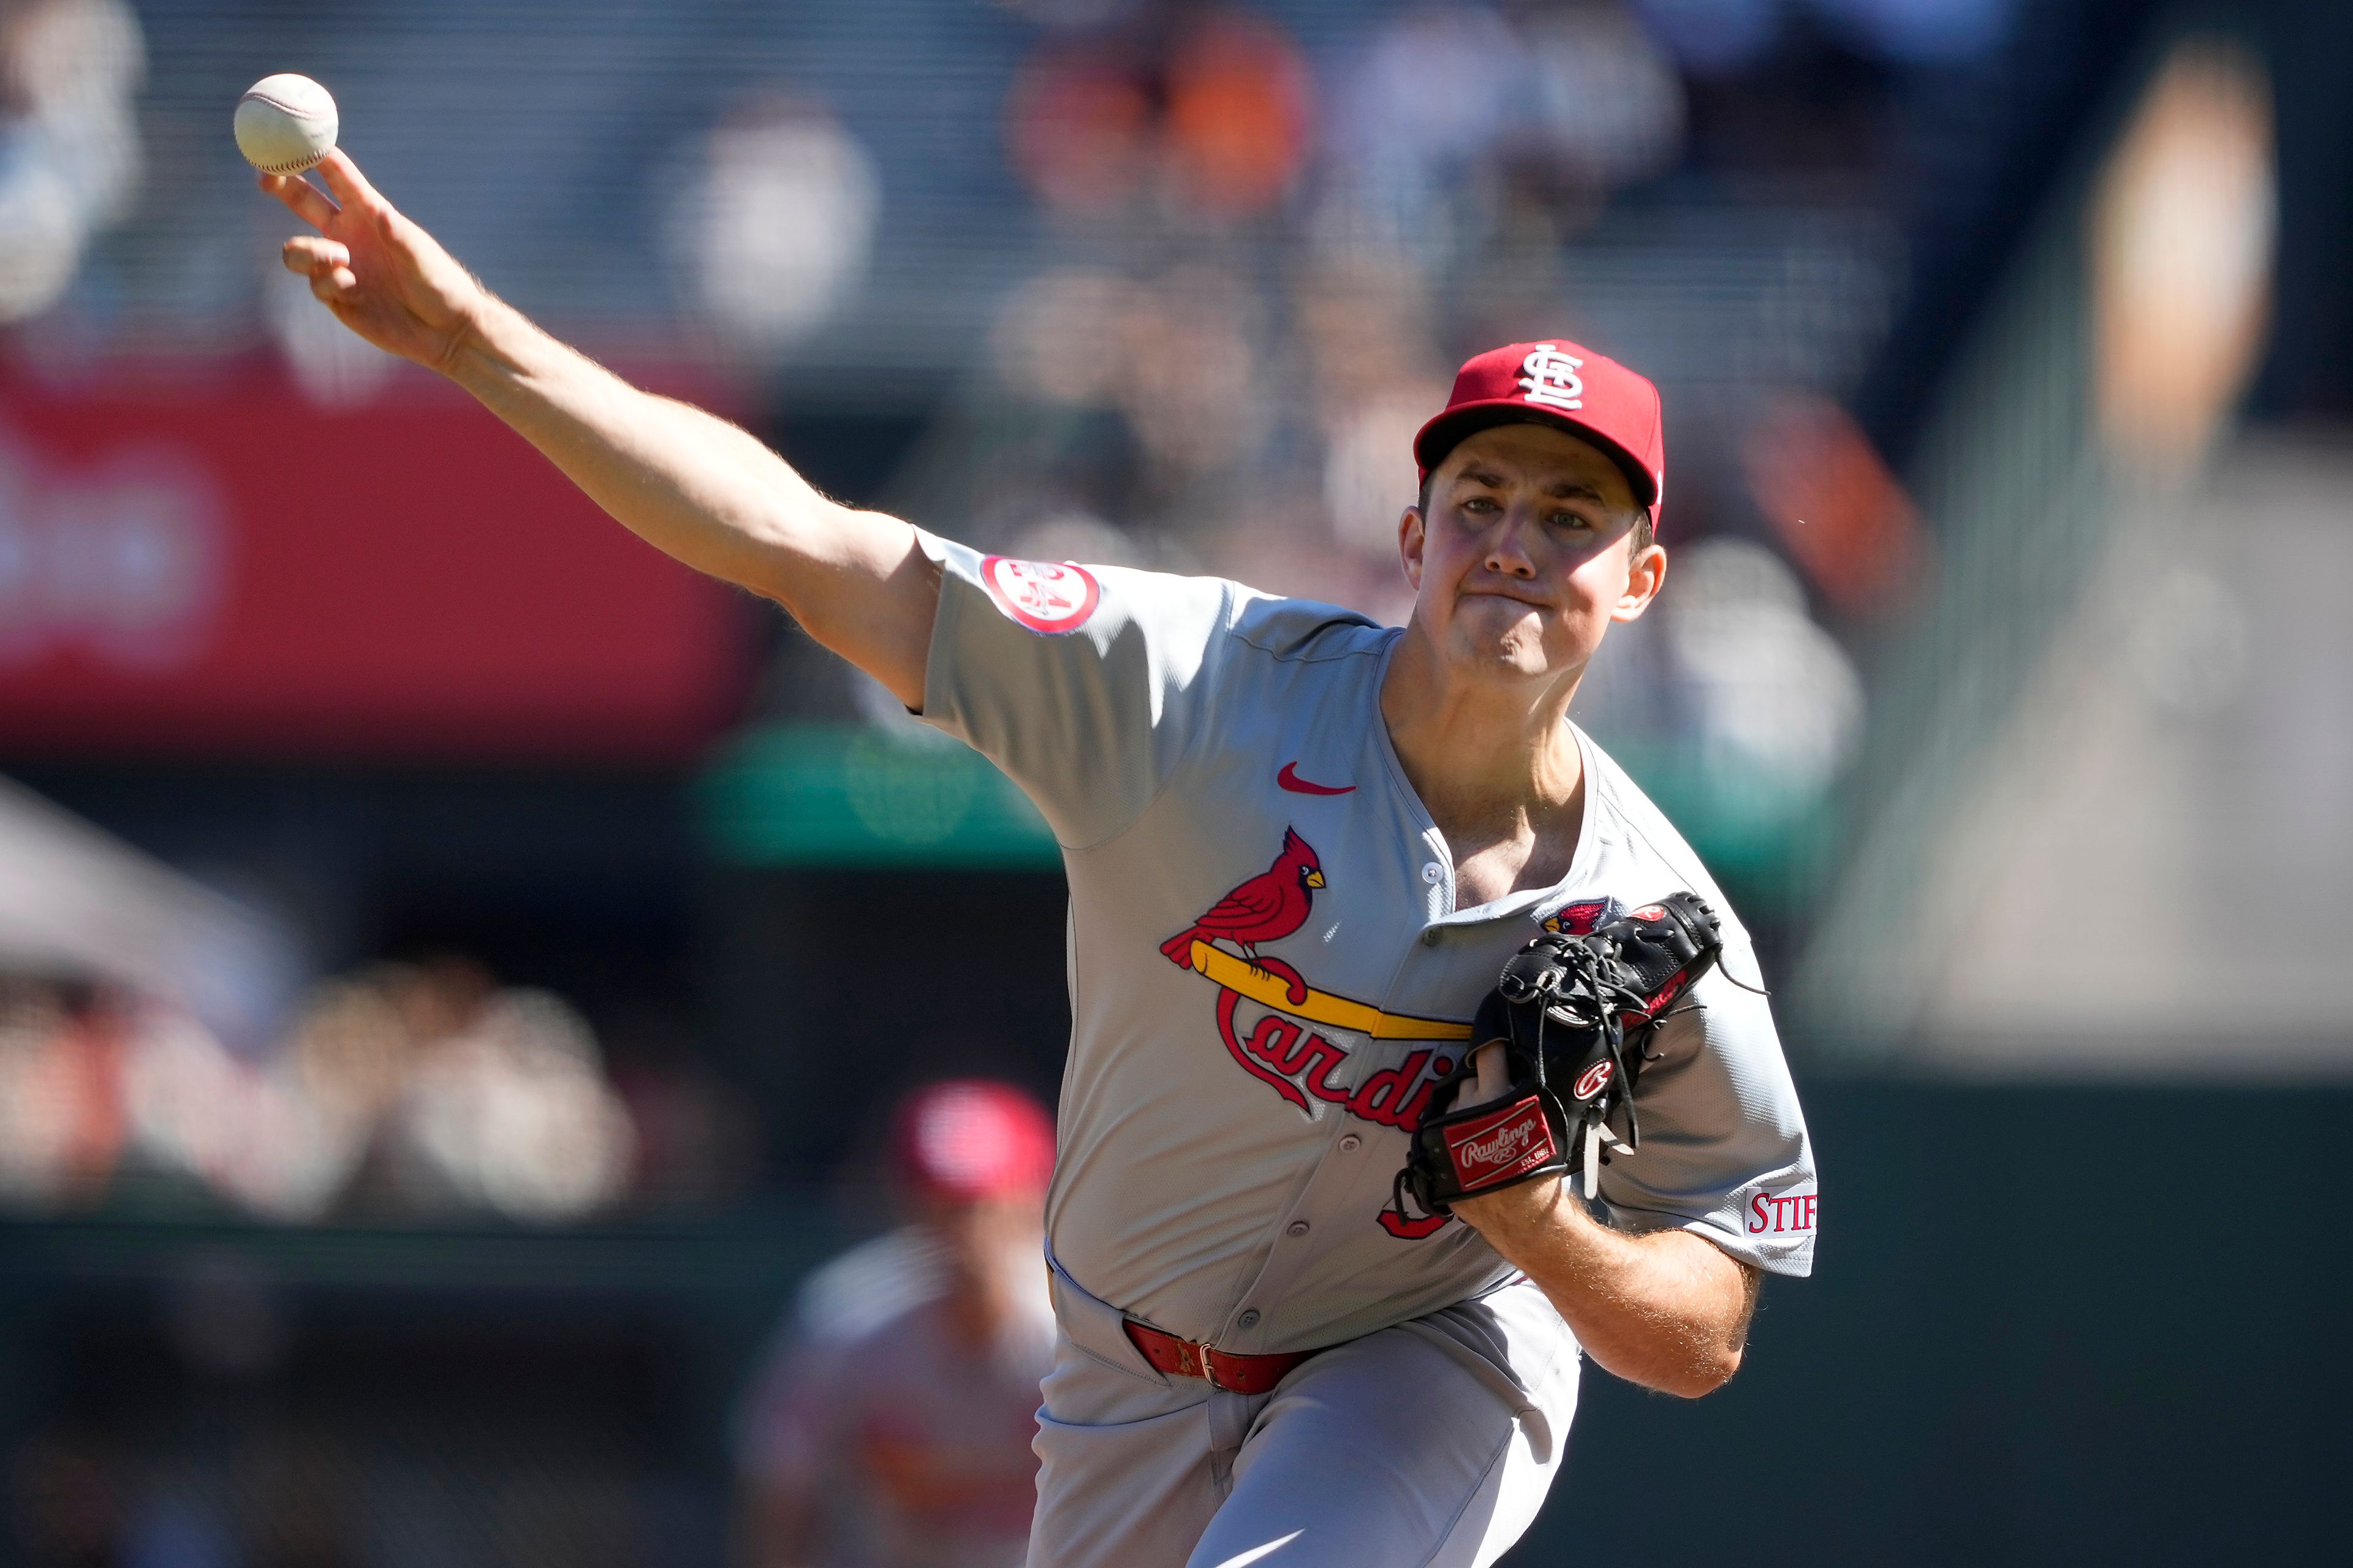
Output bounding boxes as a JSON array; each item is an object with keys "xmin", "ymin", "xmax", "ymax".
[{"xmin": 0, "ymin": 366, "xmax": 751, "ymax": 758}]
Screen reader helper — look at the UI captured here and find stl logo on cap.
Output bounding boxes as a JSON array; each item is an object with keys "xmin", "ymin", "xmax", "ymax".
[{"xmin": 1518, "ymin": 344, "xmax": 1586, "ymax": 411}]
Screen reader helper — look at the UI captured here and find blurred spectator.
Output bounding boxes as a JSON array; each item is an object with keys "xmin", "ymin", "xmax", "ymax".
[
  {"xmin": 0, "ymin": 979, "xmax": 124, "ymax": 1207},
  {"xmin": 373, "ymin": 969, "xmax": 636, "ymax": 1222},
  {"xmin": 1577, "ymin": 537, "xmax": 1865, "ymax": 833},
  {"xmin": 985, "ymin": 260, "xmax": 1270, "ymax": 509},
  {"xmin": 0, "ymin": 949, "xmax": 747, "ymax": 1225},
  {"xmin": 2091, "ymin": 38, "xmax": 2275, "ymax": 480},
  {"xmin": 737, "ymin": 1081, "xmax": 1055, "ymax": 1568},
  {"xmin": 0, "ymin": 0, "xmax": 143, "ymax": 322},
  {"xmin": 1314, "ymin": 1, "xmax": 1680, "ymax": 265},
  {"xmin": 1007, "ymin": 5, "xmax": 1312, "ymax": 224},
  {"xmin": 661, "ymin": 94, "xmax": 882, "ymax": 368},
  {"xmin": 1742, "ymin": 392, "xmax": 1930, "ymax": 618}
]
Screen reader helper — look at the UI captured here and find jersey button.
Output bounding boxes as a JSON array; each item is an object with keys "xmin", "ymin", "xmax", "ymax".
[
  {"xmin": 1338, "ymin": 1134, "xmax": 1362, "ymax": 1153},
  {"xmin": 1238, "ymin": 1309, "xmax": 1261, "ymax": 1330},
  {"xmin": 1420, "ymin": 928, "xmax": 1440, "ymax": 946},
  {"xmin": 1421, "ymin": 862, "xmax": 1445, "ymax": 885},
  {"xmin": 1285, "ymin": 1220, "xmax": 1310, "ymax": 1238}
]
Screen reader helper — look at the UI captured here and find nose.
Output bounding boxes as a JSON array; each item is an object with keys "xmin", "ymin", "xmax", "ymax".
[{"xmin": 1483, "ymin": 511, "xmax": 1538, "ymax": 580}]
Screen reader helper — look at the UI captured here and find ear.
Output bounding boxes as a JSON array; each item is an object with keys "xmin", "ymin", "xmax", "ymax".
[
  {"xmin": 1612, "ymin": 540, "xmax": 1667, "ymax": 623},
  {"xmin": 1398, "ymin": 506, "xmax": 1427, "ymax": 591}
]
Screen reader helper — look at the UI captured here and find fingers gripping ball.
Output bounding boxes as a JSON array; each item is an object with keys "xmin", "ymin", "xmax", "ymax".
[
  {"xmin": 1390, "ymin": 892, "xmax": 1724, "ymax": 1227},
  {"xmin": 235, "ymin": 74, "xmax": 338, "ymax": 175}
]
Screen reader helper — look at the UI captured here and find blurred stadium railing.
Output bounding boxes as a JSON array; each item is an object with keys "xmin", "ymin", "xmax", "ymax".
[{"xmin": 1792, "ymin": 20, "xmax": 2349, "ymax": 1074}]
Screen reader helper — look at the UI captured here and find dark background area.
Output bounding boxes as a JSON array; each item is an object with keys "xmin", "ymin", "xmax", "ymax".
[
  {"xmin": 7, "ymin": 1085, "xmax": 2341, "ymax": 1567},
  {"xmin": 6, "ymin": 0, "xmax": 2350, "ymax": 1563}
]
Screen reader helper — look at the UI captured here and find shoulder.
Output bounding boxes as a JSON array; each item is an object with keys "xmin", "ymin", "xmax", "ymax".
[
  {"xmin": 1086, "ymin": 568, "xmax": 1384, "ymax": 669},
  {"xmin": 917, "ymin": 529, "xmax": 1384, "ymax": 667},
  {"xmin": 1224, "ymin": 585, "xmax": 1391, "ymax": 665}
]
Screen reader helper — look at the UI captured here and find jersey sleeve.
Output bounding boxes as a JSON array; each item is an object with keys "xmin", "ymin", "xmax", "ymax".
[
  {"xmin": 1596, "ymin": 953, "xmax": 1818, "ymax": 1278},
  {"xmin": 915, "ymin": 531, "xmax": 1232, "ymax": 849}
]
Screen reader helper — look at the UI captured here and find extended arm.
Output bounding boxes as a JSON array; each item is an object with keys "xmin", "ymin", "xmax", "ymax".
[
  {"xmin": 265, "ymin": 152, "xmax": 937, "ymax": 706},
  {"xmin": 1450, "ymin": 1045, "xmax": 1758, "ymax": 1396}
]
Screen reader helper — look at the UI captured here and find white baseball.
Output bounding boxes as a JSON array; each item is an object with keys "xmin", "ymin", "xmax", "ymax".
[{"xmin": 234, "ymin": 74, "xmax": 338, "ymax": 175}]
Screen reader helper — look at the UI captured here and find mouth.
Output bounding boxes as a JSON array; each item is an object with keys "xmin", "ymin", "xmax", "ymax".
[{"xmin": 1459, "ymin": 586, "xmax": 1550, "ymax": 611}]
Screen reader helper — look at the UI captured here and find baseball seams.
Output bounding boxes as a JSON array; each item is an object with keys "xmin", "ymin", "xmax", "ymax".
[{"xmin": 235, "ymin": 77, "xmax": 338, "ymax": 175}]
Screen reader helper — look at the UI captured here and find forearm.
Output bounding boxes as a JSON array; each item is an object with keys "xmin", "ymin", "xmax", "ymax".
[
  {"xmin": 270, "ymin": 152, "xmax": 939, "ymax": 702},
  {"xmin": 1457, "ymin": 1179, "xmax": 1754, "ymax": 1397},
  {"xmin": 442, "ymin": 294, "xmax": 936, "ymax": 703}
]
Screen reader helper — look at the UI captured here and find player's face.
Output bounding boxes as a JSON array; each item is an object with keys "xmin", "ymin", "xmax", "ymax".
[{"xmin": 1399, "ymin": 424, "xmax": 1665, "ymax": 684}]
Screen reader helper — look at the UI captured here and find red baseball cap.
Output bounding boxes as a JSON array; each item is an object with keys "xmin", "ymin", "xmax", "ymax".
[
  {"xmin": 891, "ymin": 1080, "xmax": 1056, "ymax": 1201},
  {"xmin": 1413, "ymin": 340, "xmax": 1666, "ymax": 512}
]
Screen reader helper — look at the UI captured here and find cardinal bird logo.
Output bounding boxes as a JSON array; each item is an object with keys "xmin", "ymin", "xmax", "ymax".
[
  {"xmin": 1159, "ymin": 827, "xmax": 1325, "ymax": 998},
  {"xmin": 1161, "ymin": 827, "xmax": 1472, "ymax": 1238}
]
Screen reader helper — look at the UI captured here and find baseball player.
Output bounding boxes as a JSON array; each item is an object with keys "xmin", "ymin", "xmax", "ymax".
[
  {"xmin": 737, "ymin": 1081, "xmax": 1058, "ymax": 1568},
  {"xmin": 268, "ymin": 151, "xmax": 1816, "ymax": 1568}
]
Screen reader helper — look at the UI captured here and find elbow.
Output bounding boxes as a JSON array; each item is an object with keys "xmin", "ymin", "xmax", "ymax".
[{"xmin": 1664, "ymin": 1344, "xmax": 1744, "ymax": 1400}]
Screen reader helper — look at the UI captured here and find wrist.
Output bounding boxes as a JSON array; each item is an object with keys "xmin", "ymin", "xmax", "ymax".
[
  {"xmin": 437, "ymin": 289, "xmax": 521, "ymax": 389},
  {"xmin": 1453, "ymin": 1172, "xmax": 1593, "ymax": 1252}
]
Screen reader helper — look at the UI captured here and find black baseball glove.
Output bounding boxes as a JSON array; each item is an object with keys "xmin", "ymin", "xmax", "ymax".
[{"xmin": 1392, "ymin": 892, "xmax": 1724, "ymax": 1227}]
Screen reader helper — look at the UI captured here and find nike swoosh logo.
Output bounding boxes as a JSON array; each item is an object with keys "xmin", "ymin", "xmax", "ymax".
[{"xmin": 1277, "ymin": 762, "xmax": 1355, "ymax": 796}]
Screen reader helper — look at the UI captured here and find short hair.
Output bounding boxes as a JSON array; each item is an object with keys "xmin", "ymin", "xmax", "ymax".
[{"xmin": 1415, "ymin": 469, "xmax": 1655, "ymax": 558}]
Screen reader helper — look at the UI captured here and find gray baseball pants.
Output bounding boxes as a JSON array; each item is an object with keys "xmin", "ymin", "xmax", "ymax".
[{"xmin": 1029, "ymin": 1265, "xmax": 1579, "ymax": 1568}]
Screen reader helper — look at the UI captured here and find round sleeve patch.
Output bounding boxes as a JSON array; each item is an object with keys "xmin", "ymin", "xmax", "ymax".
[{"xmin": 979, "ymin": 556, "xmax": 1101, "ymax": 634}]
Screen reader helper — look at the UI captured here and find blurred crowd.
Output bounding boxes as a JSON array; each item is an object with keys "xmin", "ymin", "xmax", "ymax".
[
  {"xmin": 0, "ymin": 0, "xmax": 2025, "ymax": 892},
  {"xmin": 715, "ymin": 0, "xmax": 1938, "ymax": 878},
  {"xmin": 0, "ymin": 956, "xmax": 758, "ymax": 1224},
  {"xmin": 0, "ymin": 0, "xmax": 143, "ymax": 324}
]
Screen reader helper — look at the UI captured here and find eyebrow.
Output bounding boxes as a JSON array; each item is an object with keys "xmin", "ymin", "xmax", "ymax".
[{"xmin": 1457, "ymin": 469, "xmax": 1612, "ymax": 506}]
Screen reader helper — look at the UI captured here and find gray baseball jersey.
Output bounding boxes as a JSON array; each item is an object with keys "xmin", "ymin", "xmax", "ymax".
[{"xmin": 914, "ymin": 534, "xmax": 1817, "ymax": 1366}]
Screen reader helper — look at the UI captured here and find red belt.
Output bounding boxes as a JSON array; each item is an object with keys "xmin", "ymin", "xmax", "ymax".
[{"xmin": 1123, "ymin": 1320, "xmax": 1319, "ymax": 1395}]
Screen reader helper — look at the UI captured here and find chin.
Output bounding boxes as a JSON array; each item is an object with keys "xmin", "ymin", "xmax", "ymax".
[{"xmin": 1443, "ymin": 631, "xmax": 1554, "ymax": 680}]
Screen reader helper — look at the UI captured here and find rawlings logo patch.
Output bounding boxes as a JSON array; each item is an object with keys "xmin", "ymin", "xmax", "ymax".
[
  {"xmin": 1444, "ymin": 1096, "xmax": 1556, "ymax": 1187},
  {"xmin": 1572, "ymin": 1059, "xmax": 1613, "ymax": 1101}
]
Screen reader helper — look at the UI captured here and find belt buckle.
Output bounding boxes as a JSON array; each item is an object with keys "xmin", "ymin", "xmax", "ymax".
[{"xmin": 1194, "ymin": 1341, "xmax": 1229, "ymax": 1392}]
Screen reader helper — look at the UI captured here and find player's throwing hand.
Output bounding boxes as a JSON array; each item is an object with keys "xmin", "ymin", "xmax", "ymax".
[{"xmin": 263, "ymin": 151, "xmax": 483, "ymax": 373}]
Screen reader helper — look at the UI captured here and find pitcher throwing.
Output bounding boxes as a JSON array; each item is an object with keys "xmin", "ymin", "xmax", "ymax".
[{"xmin": 265, "ymin": 146, "xmax": 1816, "ymax": 1568}]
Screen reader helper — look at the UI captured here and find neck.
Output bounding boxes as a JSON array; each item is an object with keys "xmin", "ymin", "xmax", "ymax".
[{"xmin": 1379, "ymin": 623, "xmax": 1585, "ymax": 836}]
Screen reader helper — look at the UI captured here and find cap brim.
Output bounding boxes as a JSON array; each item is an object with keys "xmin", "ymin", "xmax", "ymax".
[{"xmin": 1412, "ymin": 401, "xmax": 1658, "ymax": 510}]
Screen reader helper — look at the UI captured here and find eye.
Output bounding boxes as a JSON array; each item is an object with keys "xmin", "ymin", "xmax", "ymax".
[
  {"xmin": 1462, "ymin": 495, "xmax": 1499, "ymax": 513},
  {"xmin": 1548, "ymin": 509, "xmax": 1593, "ymax": 531}
]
